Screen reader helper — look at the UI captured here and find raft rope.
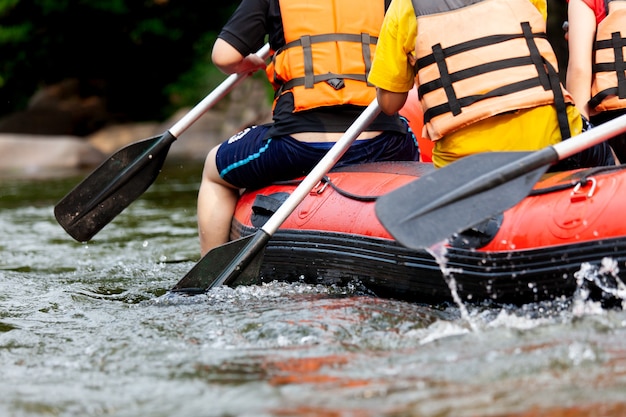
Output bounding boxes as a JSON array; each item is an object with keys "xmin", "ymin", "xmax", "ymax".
[
  {"xmin": 271, "ymin": 175, "xmax": 380, "ymax": 202},
  {"xmin": 529, "ymin": 164, "xmax": 626, "ymax": 196},
  {"xmin": 270, "ymin": 164, "xmax": 626, "ymax": 201}
]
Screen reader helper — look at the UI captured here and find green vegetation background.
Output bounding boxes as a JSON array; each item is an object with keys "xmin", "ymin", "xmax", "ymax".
[{"xmin": 0, "ymin": 0, "xmax": 569, "ymax": 124}]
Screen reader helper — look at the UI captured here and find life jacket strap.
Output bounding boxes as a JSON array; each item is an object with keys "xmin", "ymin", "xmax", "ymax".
[
  {"xmin": 279, "ymin": 33, "xmax": 379, "ymax": 52},
  {"xmin": 589, "ymin": 31, "xmax": 626, "ymax": 108},
  {"xmin": 273, "ymin": 33, "xmax": 378, "ymax": 96},
  {"xmin": 417, "ymin": 22, "xmax": 571, "ymax": 139},
  {"xmin": 279, "ymin": 73, "xmax": 369, "ymax": 93},
  {"xmin": 301, "ymin": 35, "xmax": 314, "ymax": 89},
  {"xmin": 522, "ymin": 22, "xmax": 551, "ymax": 90},
  {"xmin": 361, "ymin": 33, "xmax": 374, "ymax": 86},
  {"xmin": 431, "ymin": 43, "xmax": 461, "ymax": 116},
  {"xmin": 545, "ymin": 57, "xmax": 571, "ymax": 140}
]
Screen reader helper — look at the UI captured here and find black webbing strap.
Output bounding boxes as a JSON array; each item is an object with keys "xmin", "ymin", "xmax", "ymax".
[
  {"xmin": 421, "ymin": 62, "xmax": 571, "ymax": 139},
  {"xmin": 422, "ymin": 78, "xmax": 542, "ymax": 122},
  {"xmin": 418, "ymin": 56, "xmax": 537, "ymax": 96},
  {"xmin": 613, "ymin": 31, "xmax": 626, "ymax": 99},
  {"xmin": 417, "ymin": 21, "xmax": 570, "ymax": 139},
  {"xmin": 280, "ymin": 73, "xmax": 369, "ymax": 91},
  {"xmin": 274, "ymin": 32, "xmax": 378, "ymax": 92},
  {"xmin": 301, "ymin": 35, "xmax": 314, "ymax": 89},
  {"xmin": 252, "ymin": 194, "xmax": 286, "ymax": 216},
  {"xmin": 522, "ymin": 22, "xmax": 550, "ymax": 90},
  {"xmin": 416, "ymin": 32, "xmax": 548, "ymax": 69},
  {"xmin": 362, "ymin": 33, "xmax": 373, "ymax": 86},
  {"xmin": 589, "ymin": 31, "xmax": 626, "ymax": 107},
  {"xmin": 281, "ymin": 33, "xmax": 378, "ymax": 53},
  {"xmin": 544, "ymin": 58, "xmax": 571, "ymax": 139},
  {"xmin": 432, "ymin": 43, "xmax": 461, "ymax": 116}
]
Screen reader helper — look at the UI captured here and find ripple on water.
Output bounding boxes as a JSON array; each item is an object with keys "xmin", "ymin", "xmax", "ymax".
[{"xmin": 3, "ymin": 167, "xmax": 626, "ymax": 417}]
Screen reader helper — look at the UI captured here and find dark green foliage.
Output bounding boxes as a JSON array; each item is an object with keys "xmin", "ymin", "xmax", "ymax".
[
  {"xmin": 0, "ymin": 0, "xmax": 240, "ymax": 121},
  {"xmin": 0, "ymin": 0, "xmax": 569, "ymax": 124}
]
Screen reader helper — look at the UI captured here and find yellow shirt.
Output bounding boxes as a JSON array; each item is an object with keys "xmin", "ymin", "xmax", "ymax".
[{"xmin": 368, "ymin": 0, "xmax": 581, "ymax": 168}]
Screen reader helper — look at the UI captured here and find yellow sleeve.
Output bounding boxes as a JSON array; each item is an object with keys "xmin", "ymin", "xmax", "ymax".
[
  {"xmin": 367, "ymin": 0, "xmax": 417, "ymax": 93},
  {"xmin": 530, "ymin": 0, "xmax": 547, "ymax": 20}
]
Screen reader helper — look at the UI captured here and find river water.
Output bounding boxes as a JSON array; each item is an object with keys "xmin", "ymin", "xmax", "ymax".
[{"xmin": 2, "ymin": 161, "xmax": 626, "ymax": 417}]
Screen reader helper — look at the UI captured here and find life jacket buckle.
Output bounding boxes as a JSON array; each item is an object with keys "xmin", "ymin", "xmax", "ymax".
[{"xmin": 326, "ymin": 78, "xmax": 345, "ymax": 90}]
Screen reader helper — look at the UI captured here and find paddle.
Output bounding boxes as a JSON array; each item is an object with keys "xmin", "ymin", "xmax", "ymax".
[
  {"xmin": 375, "ymin": 113, "xmax": 626, "ymax": 251},
  {"xmin": 171, "ymin": 99, "xmax": 382, "ymax": 294},
  {"xmin": 54, "ymin": 44, "xmax": 271, "ymax": 242}
]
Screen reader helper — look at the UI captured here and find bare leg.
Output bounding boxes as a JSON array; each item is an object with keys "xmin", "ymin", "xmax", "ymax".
[{"xmin": 197, "ymin": 145, "xmax": 240, "ymax": 256}]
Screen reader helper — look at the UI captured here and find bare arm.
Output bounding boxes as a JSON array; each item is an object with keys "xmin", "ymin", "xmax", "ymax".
[
  {"xmin": 211, "ymin": 38, "xmax": 267, "ymax": 75},
  {"xmin": 377, "ymin": 88, "xmax": 409, "ymax": 115},
  {"xmin": 566, "ymin": 0, "xmax": 597, "ymax": 118}
]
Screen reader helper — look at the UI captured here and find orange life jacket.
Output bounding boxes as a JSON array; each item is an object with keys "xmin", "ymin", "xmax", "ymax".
[
  {"xmin": 411, "ymin": 0, "xmax": 573, "ymax": 141},
  {"xmin": 589, "ymin": 0, "xmax": 626, "ymax": 112},
  {"xmin": 267, "ymin": 0, "xmax": 385, "ymax": 112}
]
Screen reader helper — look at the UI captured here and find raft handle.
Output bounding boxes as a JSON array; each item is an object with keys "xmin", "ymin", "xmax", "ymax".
[
  {"xmin": 571, "ymin": 177, "xmax": 597, "ymax": 201},
  {"xmin": 310, "ymin": 180, "xmax": 329, "ymax": 195}
]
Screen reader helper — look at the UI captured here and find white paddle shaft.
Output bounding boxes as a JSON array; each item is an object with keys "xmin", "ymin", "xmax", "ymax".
[
  {"xmin": 262, "ymin": 99, "xmax": 382, "ymax": 235},
  {"xmin": 555, "ymin": 113, "xmax": 626, "ymax": 160},
  {"xmin": 169, "ymin": 43, "xmax": 271, "ymax": 138}
]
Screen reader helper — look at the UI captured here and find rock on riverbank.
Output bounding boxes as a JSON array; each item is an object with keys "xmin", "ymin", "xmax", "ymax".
[{"xmin": 0, "ymin": 78, "xmax": 272, "ymax": 179}]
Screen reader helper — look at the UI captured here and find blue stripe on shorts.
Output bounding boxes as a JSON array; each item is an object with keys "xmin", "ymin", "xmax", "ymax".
[{"xmin": 219, "ymin": 138, "xmax": 273, "ymax": 178}]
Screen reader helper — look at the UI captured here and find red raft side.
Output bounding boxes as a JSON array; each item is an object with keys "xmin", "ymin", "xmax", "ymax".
[
  {"xmin": 233, "ymin": 162, "xmax": 432, "ymax": 240},
  {"xmin": 234, "ymin": 162, "xmax": 626, "ymax": 252},
  {"xmin": 234, "ymin": 176, "xmax": 396, "ymax": 239},
  {"xmin": 230, "ymin": 161, "xmax": 626, "ymax": 306},
  {"xmin": 483, "ymin": 167, "xmax": 626, "ymax": 252}
]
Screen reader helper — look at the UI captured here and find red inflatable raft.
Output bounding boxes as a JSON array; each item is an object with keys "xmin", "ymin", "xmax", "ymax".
[
  {"xmin": 224, "ymin": 91, "xmax": 626, "ymax": 306},
  {"xmin": 229, "ymin": 160, "xmax": 626, "ymax": 306}
]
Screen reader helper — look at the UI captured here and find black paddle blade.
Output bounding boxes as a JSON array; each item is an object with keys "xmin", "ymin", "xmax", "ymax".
[
  {"xmin": 171, "ymin": 232, "xmax": 268, "ymax": 294},
  {"xmin": 54, "ymin": 133, "xmax": 174, "ymax": 242},
  {"xmin": 375, "ymin": 152, "xmax": 550, "ymax": 250}
]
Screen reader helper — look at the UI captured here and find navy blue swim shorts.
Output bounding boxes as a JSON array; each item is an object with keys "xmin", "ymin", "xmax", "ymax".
[{"xmin": 216, "ymin": 122, "xmax": 420, "ymax": 190}]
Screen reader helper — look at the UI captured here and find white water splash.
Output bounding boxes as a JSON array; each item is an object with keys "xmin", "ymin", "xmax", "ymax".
[
  {"xmin": 427, "ymin": 240, "xmax": 480, "ymax": 332},
  {"xmin": 485, "ymin": 308, "xmax": 553, "ymax": 330},
  {"xmin": 419, "ymin": 319, "xmax": 471, "ymax": 345},
  {"xmin": 572, "ymin": 257, "xmax": 626, "ymax": 314}
]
